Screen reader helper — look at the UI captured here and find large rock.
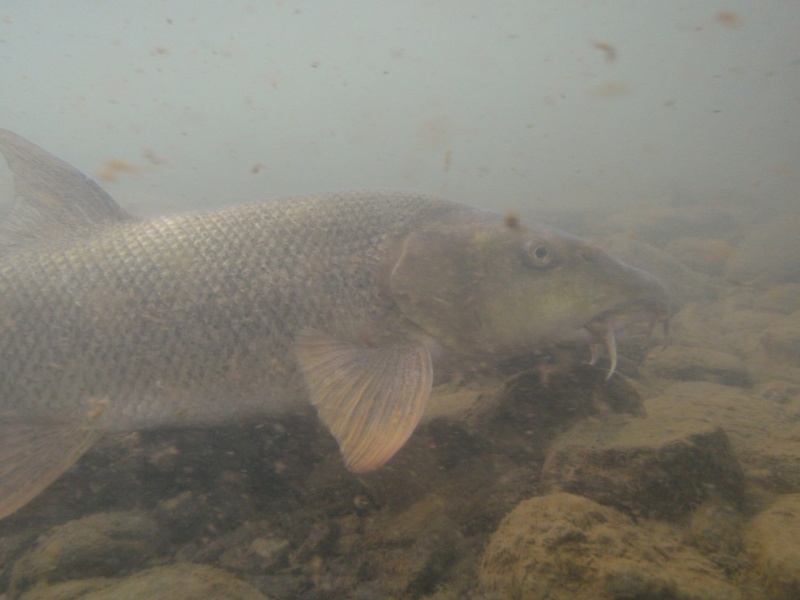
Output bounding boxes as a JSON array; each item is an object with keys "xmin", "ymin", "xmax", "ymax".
[
  {"xmin": 717, "ymin": 309, "xmax": 787, "ymax": 379},
  {"xmin": 646, "ymin": 345, "xmax": 753, "ymax": 388},
  {"xmin": 18, "ymin": 579, "xmax": 113, "ymax": 600},
  {"xmin": 541, "ymin": 413, "xmax": 745, "ymax": 519},
  {"xmin": 665, "ymin": 292, "xmax": 800, "ymax": 384},
  {"xmin": 760, "ymin": 309, "xmax": 800, "ymax": 368},
  {"xmin": 544, "ymin": 380, "xmax": 800, "ymax": 500},
  {"xmin": 10, "ymin": 511, "xmax": 165, "ymax": 598},
  {"xmin": 688, "ymin": 499, "xmax": 744, "ymax": 556},
  {"xmin": 190, "ymin": 520, "xmax": 290, "ymax": 574},
  {"xmin": 665, "ymin": 236, "xmax": 733, "ymax": 276},
  {"xmin": 352, "ymin": 494, "xmax": 465, "ymax": 597},
  {"xmin": 725, "ymin": 218, "xmax": 800, "ymax": 284},
  {"xmin": 480, "ymin": 492, "xmax": 745, "ymax": 600},
  {"xmin": 645, "ymin": 382, "xmax": 800, "ymax": 493},
  {"xmin": 656, "ymin": 301, "xmax": 730, "ymax": 352},
  {"xmin": 749, "ymin": 283, "xmax": 800, "ymax": 314},
  {"xmin": 19, "ymin": 564, "xmax": 270, "ymax": 600},
  {"xmin": 743, "ymin": 494, "xmax": 800, "ymax": 600}
]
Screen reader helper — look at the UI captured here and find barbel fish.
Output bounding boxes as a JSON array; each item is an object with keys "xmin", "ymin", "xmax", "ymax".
[{"xmin": 0, "ymin": 129, "xmax": 670, "ymax": 520}]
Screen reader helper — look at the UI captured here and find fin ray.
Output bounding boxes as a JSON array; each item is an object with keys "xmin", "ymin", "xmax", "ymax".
[
  {"xmin": 294, "ymin": 330, "xmax": 433, "ymax": 473},
  {"xmin": 0, "ymin": 414, "xmax": 99, "ymax": 520}
]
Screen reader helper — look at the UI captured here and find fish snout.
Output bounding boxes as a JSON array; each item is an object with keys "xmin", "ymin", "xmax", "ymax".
[{"xmin": 573, "ymin": 254, "xmax": 672, "ymax": 379}]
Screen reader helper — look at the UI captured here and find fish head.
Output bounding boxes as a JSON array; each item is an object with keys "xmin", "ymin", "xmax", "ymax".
[{"xmin": 389, "ymin": 211, "xmax": 671, "ymax": 366}]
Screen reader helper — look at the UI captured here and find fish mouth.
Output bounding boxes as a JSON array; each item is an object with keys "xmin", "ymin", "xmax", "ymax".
[{"xmin": 564, "ymin": 298, "xmax": 671, "ymax": 380}]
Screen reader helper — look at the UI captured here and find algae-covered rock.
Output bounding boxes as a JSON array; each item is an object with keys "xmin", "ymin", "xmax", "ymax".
[
  {"xmin": 665, "ymin": 236, "xmax": 733, "ymax": 276},
  {"xmin": 18, "ymin": 565, "xmax": 270, "ymax": 600},
  {"xmin": 10, "ymin": 511, "xmax": 165, "ymax": 598},
  {"xmin": 725, "ymin": 219, "xmax": 800, "ymax": 284},
  {"xmin": 760, "ymin": 309, "xmax": 800, "ymax": 368},
  {"xmin": 541, "ymin": 414, "xmax": 745, "ymax": 519},
  {"xmin": 355, "ymin": 494, "xmax": 465, "ymax": 597},
  {"xmin": 86, "ymin": 564, "xmax": 269, "ymax": 600},
  {"xmin": 688, "ymin": 500, "xmax": 744, "ymax": 556},
  {"xmin": 645, "ymin": 382, "xmax": 800, "ymax": 494},
  {"xmin": 744, "ymin": 493, "xmax": 800, "ymax": 600},
  {"xmin": 191, "ymin": 520, "xmax": 290, "ymax": 574},
  {"xmin": 480, "ymin": 492, "xmax": 743, "ymax": 600},
  {"xmin": 646, "ymin": 345, "xmax": 753, "ymax": 388},
  {"xmin": 18, "ymin": 578, "xmax": 113, "ymax": 600}
]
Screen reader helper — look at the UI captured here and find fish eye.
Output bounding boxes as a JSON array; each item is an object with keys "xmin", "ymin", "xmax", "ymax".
[{"xmin": 523, "ymin": 241, "xmax": 554, "ymax": 268}]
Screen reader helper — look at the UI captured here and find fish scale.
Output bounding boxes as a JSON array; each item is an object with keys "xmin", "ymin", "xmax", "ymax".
[{"xmin": 2, "ymin": 192, "xmax": 453, "ymax": 426}]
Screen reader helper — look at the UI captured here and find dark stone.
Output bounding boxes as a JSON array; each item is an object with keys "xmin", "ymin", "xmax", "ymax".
[{"xmin": 541, "ymin": 418, "xmax": 746, "ymax": 520}]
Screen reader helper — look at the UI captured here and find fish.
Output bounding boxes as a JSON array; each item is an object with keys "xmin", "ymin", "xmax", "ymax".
[{"xmin": 0, "ymin": 129, "xmax": 670, "ymax": 520}]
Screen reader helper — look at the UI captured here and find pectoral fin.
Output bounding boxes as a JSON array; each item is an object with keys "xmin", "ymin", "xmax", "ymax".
[
  {"xmin": 0, "ymin": 414, "xmax": 99, "ymax": 520},
  {"xmin": 294, "ymin": 331, "xmax": 433, "ymax": 473}
]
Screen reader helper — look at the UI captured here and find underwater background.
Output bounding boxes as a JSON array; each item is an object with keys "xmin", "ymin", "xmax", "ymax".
[{"xmin": 1, "ymin": 2, "xmax": 800, "ymax": 599}]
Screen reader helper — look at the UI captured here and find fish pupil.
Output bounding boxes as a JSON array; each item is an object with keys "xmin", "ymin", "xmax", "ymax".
[{"xmin": 529, "ymin": 244, "xmax": 552, "ymax": 267}]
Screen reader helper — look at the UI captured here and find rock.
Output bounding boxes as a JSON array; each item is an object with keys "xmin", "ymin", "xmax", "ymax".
[
  {"xmin": 718, "ymin": 312, "xmax": 783, "ymax": 377},
  {"xmin": 358, "ymin": 494, "xmax": 465, "ymax": 597},
  {"xmin": 645, "ymin": 382, "xmax": 800, "ymax": 494},
  {"xmin": 251, "ymin": 572, "xmax": 311, "ymax": 600},
  {"xmin": 665, "ymin": 236, "xmax": 733, "ymax": 275},
  {"xmin": 541, "ymin": 413, "xmax": 745, "ymax": 519},
  {"xmin": 752, "ymin": 283, "xmax": 800, "ymax": 314},
  {"xmin": 191, "ymin": 521, "xmax": 289, "ymax": 574},
  {"xmin": 725, "ymin": 218, "xmax": 800, "ymax": 284},
  {"xmin": 651, "ymin": 294, "xmax": 800, "ymax": 385},
  {"xmin": 760, "ymin": 309, "xmax": 800, "ymax": 368},
  {"xmin": 19, "ymin": 578, "xmax": 114, "ymax": 600},
  {"xmin": 757, "ymin": 379, "xmax": 800, "ymax": 407},
  {"xmin": 688, "ymin": 500, "xmax": 744, "ymax": 556},
  {"xmin": 744, "ymin": 494, "xmax": 800, "ymax": 600},
  {"xmin": 153, "ymin": 491, "xmax": 213, "ymax": 543},
  {"xmin": 499, "ymin": 363, "xmax": 645, "ymax": 424},
  {"xmin": 710, "ymin": 283, "xmax": 800, "ymax": 316},
  {"xmin": 487, "ymin": 362, "xmax": 645, "ymax": 464},
  {"xmin": 658, "ymin": 302, "xmax": 730, "ymax": 352},
  {"xmin": 9, "ymin": 511, "xmax": 166, "ymax": 598},
  {"xmin": 716, "ymin": 309, "xmax": 780, "ymax": 334},
  {"xmin": 22, "ymin": 564, "xmax": 271, "ymax": 600},
  {"xmin": 480, "ymin": 492, "xmax": 744, "ymax": 600},
  {"xmin": 423, "ymin": 378, "xmax": 504, "ymax": 426},
  {"xmin": 0, "ymin": 533, "xmax": 34, "ymax": 593},
  {"xmin": 646, "ymin": 345, "xmax": 753, "ymax": 388},
  {"xmin": 288, "ymin": 520, "xmax": 338, "ymax": 566}
]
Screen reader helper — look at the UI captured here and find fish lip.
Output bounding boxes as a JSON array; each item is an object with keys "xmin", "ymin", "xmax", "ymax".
[{"xmin": 566, "ymin": 297, "xmax": 672, "ymax": 380}]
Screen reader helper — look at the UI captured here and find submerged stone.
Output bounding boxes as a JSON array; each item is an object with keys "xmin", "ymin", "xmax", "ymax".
[
  {"xmin": 744, "ymin": 494, "xmax": 800, "ymax": 600},
  {"xmin": 480, "ymin": 492, "xmax": 743, "ymax": 600}
]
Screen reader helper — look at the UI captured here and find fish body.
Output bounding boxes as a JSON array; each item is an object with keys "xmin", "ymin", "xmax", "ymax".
[
  {"xmin": 3, "ymin": 191, "xmax": 458, "ymax": 430},
  {"xmin": 0, "ymin": 129, "xmax": 670, "ymax": 520}
]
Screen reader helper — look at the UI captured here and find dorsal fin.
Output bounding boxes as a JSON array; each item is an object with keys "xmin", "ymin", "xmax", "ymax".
[{"xmin": 0, "ymin": 128, "xmax": 133, "ymax": 253}]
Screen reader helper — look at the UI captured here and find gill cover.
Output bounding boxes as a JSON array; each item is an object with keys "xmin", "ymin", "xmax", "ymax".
[{"xmin": 389, "ymin": 221, "xmax": 486, "ymax": 347}]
